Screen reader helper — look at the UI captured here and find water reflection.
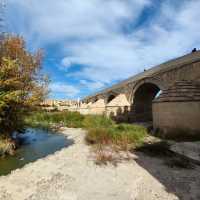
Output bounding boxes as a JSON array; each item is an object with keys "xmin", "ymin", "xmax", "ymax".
[{"xmin": 0, "ymin": 128, "xmax": 73, "ymax": 176}]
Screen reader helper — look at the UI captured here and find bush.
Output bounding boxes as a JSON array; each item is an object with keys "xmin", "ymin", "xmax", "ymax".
[
  {"xmin": 114, "ymin": 124, "xmax": 147, "ymax": 146},
  {"xmin": 85, "ymin": 123, "xmax": 147, "ymax": 149},
  {"xmin": 26, "ymin": 110, "xmax": 84, "ymax": 129},
  {"xmin": 85, "ymin": 128, "xmax": 111, "ymax": 145},
  {"xmin": 0, "ymin": 36, "xmax": 48, "ymax": 139},
  {"xmin": 82, "ymin": 115, "xmax": 114, "ymax": 129},
  {"xmin": 27, "ymin": 111, "xmax": 148, "ymax": 151}
]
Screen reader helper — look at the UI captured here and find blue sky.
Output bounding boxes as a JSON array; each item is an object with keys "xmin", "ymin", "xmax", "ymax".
[{"xmin": 4, "ymin": 0, "xmax": 200, "ymax": 99}]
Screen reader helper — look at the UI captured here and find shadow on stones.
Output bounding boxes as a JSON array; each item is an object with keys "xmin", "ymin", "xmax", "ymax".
[{"xmin": 132, "ymin": 142, "xmax": 200, "ymax": 200}]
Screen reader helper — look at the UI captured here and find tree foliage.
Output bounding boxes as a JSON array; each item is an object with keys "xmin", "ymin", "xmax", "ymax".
[{"xmin": 0, "ymin": 35, "xmax": 48, "ymax": 138}]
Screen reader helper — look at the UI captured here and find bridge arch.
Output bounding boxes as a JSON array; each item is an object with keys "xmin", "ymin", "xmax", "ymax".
[
  {"xmin": 106, "ymin": 93, "xmax": 118, "ymax": 104},
  {"xmin": 132, "ymin": 80, "xmax": 162, "ymax": 122},
  {"xmin": 107, "ymin": 95, "xmax": 116, "ymax": 103},
  {"xmin": 90, "ymin": 97, "xmax": 98, "ymax": 103}
]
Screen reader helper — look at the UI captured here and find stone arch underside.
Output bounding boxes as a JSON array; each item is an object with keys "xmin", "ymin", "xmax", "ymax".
[
  {"xmin": 132, "ymin": 82, "xmax": 161, "ymax": 122},
  {"xmin": 107, "ymin": 94, "xmax": 117, "ymax": 104}
]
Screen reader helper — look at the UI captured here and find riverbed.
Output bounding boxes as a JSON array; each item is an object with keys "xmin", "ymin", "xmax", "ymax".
[{"xmin": 0, "ymin": 128, "xmax": 200, "ymax": 200}]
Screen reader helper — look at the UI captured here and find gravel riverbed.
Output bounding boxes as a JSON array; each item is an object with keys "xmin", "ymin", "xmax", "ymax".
[{"xmin": 0, "ymin": 128, "xmax": 199, "ymax": 200}]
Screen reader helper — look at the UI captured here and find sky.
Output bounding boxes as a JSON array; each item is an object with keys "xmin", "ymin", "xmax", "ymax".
[{"xmin": 4, "ymin": 0, "xmax": 200, "ymax": 99}]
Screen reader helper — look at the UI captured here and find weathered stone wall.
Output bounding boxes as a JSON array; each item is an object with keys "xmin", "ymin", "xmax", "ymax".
[
  {"xmin": 105, "ymin": 106, "xmax": 130, "ymax": 121},
  {"xmin": 83, "ymin": 51, "xmax": 200, "ymax": 105},
  {"xmin": 75, "ymin": 105, "xmax": 130, "ymax": 123},
  {"xmin": 106, "ymin": 106, "xmax": 130, "ymax": 116},
  {"xmin": 152, "ymin": 81, "xmax": 200, "ymax": 137},
  {"xmin": 78, "ymin": 108, "xmax": 90, "ymax": 115},
  {"xmin": 153, "ymin": 101, "xmax": 200, "ymax": 137},
  {"xmin": 89, "ymin": 107, "xmax": 105, "ymax": 115},
  {"xmin": 151, "ymin": 61, "xmax": 200, "ymax": 90}
]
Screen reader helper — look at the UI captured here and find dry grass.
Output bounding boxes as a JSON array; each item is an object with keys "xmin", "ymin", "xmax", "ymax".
[
  {"xmin": 94, "ymin": 144, "xmax": 115, "ymax": 165},
  {"xmin": 0, "ymin": 138, "xmax": 16, "ymax": 156},
  {"xmin": 93, "ymin": 143, "xmax": 132, "ymax": 166}
]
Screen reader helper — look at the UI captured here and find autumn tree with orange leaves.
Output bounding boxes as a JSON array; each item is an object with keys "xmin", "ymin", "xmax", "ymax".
[{"xmin": 0, "ymin": 35, "xmax": 48, "ymax": 139}]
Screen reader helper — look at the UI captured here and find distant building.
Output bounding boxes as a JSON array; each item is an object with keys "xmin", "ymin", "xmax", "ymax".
[{"xmin": 40, "ymin": 99, "xmax": 80, "ymax": 111}]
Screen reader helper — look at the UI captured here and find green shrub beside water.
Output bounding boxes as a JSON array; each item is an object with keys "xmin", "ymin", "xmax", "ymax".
[
  {"xmin": 27, "ymin": 111, "xmax": 147, "ymax": 150},
  {"xmin": 82, "ymin": 115, "xmax": 114, "ymax": 129},
  {"xmin": 85, "ymin": 123, "xmax": 147, "ymax": 149},
  {"xmin": 26, "ymin": 111, "xmax": 84, "ymax": 129}
]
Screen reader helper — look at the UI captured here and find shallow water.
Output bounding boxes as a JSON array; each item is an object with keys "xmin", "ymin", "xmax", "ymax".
[{"xmin": 0, "ymin": 128, "xmax": 73, "ymax": 176}]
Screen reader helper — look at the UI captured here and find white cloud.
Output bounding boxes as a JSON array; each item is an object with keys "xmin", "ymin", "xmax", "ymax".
[
  {"xmin": 65, "ymin": 0, "xmax": 200, "ymax": 83},
  {"xmin": 6, "ymin": 0, "xmax": 200, "ymax": 96},
  {"xmin": 49, "ymin": 82, "xmax": 80, "ymax": 98},
  {"xmin": 80, "ymin": 80, "xmax": 105, "ymax": 91},
  {"xmin": 61, "ymin": 57, "xmax": 75, "ymax": 70},
  {"xmin": 7, "ymin": 0, "xmax": 150, "ymax": 41}
]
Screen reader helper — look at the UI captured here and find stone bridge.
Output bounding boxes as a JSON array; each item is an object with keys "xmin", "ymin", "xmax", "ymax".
[{"xmin": 81, "ymin": 50, "xmax": 200, "ymax": 123}]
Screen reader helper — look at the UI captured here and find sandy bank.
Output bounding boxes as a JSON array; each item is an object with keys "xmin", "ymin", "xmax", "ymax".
[{"xmin": 0, "ymin": 128, "xmax": 199, "ymax": 200}]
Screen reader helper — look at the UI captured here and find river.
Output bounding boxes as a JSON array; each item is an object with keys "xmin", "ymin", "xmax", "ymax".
[{"xmin": 0, "ymin": 128, "xmax": 73, "ymax": 176}]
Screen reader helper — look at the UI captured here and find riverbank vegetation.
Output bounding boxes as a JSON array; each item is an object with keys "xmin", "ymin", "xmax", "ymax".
[
  {"xmin": 26, "ymin": 110, "xmax": 148, "ymax": 164},
  {"xmin": 26, "ymin": 111, "xmax": 147, "ymax": 147},
  {"xmin": 25, "ymin": 111, "xmax": 84, "ymax": 130},
  {"xmin": 0, "ymin": 35, "xmax": 48, "ymax": 155}
]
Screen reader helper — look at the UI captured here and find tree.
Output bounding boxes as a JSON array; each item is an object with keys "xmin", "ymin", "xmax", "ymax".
[{"xmin": 0, "ymin": 35, "xmax": 48, "ymax": 139}]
